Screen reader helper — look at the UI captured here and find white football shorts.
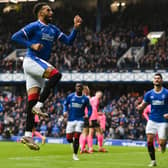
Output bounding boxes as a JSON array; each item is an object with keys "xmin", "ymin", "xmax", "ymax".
[
  {"xmin": 23, "ymin": 56, "xmax": 53, "ymax": 91},
  {"xmin": 146, "ymin": 120, "xmax": 168, "ymax": 139},
  {"xmin": 66, "ymin": 120, "xmax": 84, "ymax": 133}
]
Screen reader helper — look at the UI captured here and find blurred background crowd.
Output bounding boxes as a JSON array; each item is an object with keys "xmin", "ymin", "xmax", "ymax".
[
  {"xmin": 0, "ymin": 83, "xmax": 148, "ymax": 140},
  {"xmin": 0, "ymin": 0, "xmax": 168, "ymax": 140},
  {"xmin": 1, "ymin": 1, "xmax": 168, "ymax": 73}
]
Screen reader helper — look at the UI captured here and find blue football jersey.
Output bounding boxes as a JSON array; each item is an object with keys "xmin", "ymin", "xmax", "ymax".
[
  {"xmin": 12, "ymin": 20, "xmax": 77, "ymax": 61},
  {"xmin": 63, "ymin": 92, "xmax": 92, "ymax": 121},
  {"xmin": 144, "ymin": 87, "xmax": 168, "ymax": 122}
]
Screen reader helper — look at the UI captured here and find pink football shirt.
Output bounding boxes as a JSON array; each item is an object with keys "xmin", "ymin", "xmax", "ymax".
[{"xmin": 89, "ymin": 96, "xmax": 99, "ymax": 120}]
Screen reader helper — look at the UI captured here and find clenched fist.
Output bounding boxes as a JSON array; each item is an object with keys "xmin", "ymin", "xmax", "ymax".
[
  {"xmin": 74, "ymin": 15, "xmax": 82, "ymax": 29},
  {"xmin": 31, "ymin": 43, "xmax": 43, "ymax": 51}
]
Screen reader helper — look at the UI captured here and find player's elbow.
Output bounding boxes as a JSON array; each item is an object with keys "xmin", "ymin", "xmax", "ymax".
[
  {"xmin": 66, "ymin": 39, "xmax": 73, "ymax": 45},
  {"xmin": 11, "ymin": 32, "xmax": 21, "ymax": 43},
  {"xmin": 11, "ymin": 34, "xmax": 17, "ymax": 42}
]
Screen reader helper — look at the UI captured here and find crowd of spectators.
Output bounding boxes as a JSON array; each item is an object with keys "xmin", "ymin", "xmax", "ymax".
[
  {"xmin": 1, "ymin": 2, "xmax": 168, "ymax": 72},
  {"xmin": 1, "ymin": 2, "xmax": 168, "ymax": 141},
  {"xmin": 0, "ymin": 87, "xmax": 146, "ymax": 140}
]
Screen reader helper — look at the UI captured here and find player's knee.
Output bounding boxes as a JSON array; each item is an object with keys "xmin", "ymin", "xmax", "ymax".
[
  {"xmin": 48, "ymin": 72, "xmax": 62, "ymax": 88},
  {"xmin": 66, "ymin": 133, "xmax": 73, "ymax": 143},
  {"xmin": 28, "ymin": 93, "xmax": 39, "ymax": 102},
  {"xmin": 159, "ymin": 140, "xmax": 166, "ymax": 147},
  {"xmin": 74, "ymin": 132, "xmax": 81, "ymax": 139},
  {"xmin": 147, "ymin": 141, "xmax": 153, "ymax": 146}
]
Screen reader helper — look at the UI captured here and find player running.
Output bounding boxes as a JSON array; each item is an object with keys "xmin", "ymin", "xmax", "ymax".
[
  {"xmin": 11, "ymin": 2, "xmax": 82, "ymax": 150},
  {"xmin": 142, "ymin": 105, "xmax": 161, "ymax": 151},
  {"xmin": 137, "ymin": 73, "xmax": 168, "ymax": 167},
  {"xmin": 63, "ymin": 83, "xmax": 92, "ymax": 161}
]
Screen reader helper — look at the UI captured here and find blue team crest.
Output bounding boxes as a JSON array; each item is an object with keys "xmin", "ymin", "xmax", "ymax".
[
  {"xmin": 71, "ymin": 98, "xmax": 75, "ymax": 101},
  {"xmin": 150, "ymin": 95, "xmax": 154, "ymax": 99},
  {"xmin": 82, "ymin": 99, "xmax": 85, "ymax": 103},
  {"xmin": 162, "ymin": 94, "xmax": 165, "ymax": 99}
]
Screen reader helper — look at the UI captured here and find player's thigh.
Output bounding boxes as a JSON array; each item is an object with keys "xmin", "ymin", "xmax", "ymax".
[
  {"xmin": 82, "ymin": 128, "xmax": 89, "ymax": 136},
  {"xmin": 25, "ymin": 73, "xmax": 45, "ymax": 91},
  {"xmin": 90, "ymin": 120, "xmax": 100, "ymax": 128},
  {"xmin": 157, "ymin": 122, "xmax": 168, "ymax": 139},
  {"xmin": 146, "ymin": 120, "xmax": 158, "ymax": 135},
  {"xmin": 83, "ymin": 117, "xmax": 89, "ymax": 128},
  {"xmin": 99, "ymin": 119, "xmax": 106, "ymax": 131},
  {"xmin": 23, "ymin": 57, "xmax": 54, "ymax": 78},
  {"xmin": 66, "ymin": 121, "xmax": 76, "ymax": 134},
  {"xmin": 75, "ymin": 121, "xmax": 84, "ymax": 133}
]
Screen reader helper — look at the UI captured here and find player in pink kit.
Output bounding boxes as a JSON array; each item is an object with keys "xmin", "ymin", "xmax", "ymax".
[
  {"xmin": 87, "ymin": 91, "xmax": 107, "ymax": 153},
  {"xmin": 143, "ymin": 105, "xmax": 161, "ymax": 151},
  {"xmin": 97, "ymin": 111, "xmax": 106, "ymax": 133},
  {"xmin": 32, "ymin": 114, "xmax": 46, "ymax": 144},
  {"xmin": 79, "ymin": 85, "xmax": 90, "ymax": 153}
]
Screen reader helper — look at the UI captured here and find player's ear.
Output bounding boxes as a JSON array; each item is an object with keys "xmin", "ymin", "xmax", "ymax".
[{"xmin": 38, "ymin": 10, "xmax": 44, "ymax": 17}]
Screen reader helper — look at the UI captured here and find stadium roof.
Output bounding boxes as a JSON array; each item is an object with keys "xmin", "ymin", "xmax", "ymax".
[{"xmin": 1, "ymin": 0, "xmax": 168, "ymax": 4}]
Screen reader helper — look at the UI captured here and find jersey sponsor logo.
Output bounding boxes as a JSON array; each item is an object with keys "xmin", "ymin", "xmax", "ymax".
[
  {"xmin": 152, "ymin": 100, "xmax": 164, "ymax": 105},
  {"xmin": 41, "ymin": 33, "xmax": 54, "ymax": 42},
  {"xmin": 72, "ymin": 103, "xmax": 82, "ymax": 108}
]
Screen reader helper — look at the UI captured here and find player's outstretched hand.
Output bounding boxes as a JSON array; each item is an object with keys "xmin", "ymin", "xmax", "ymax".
[
  {"xmin": 74, "ymin": 15, "xmax": 82, "ymax": 29},
  {"xmin": 31, "ymin": 43, "xmax": 43, "ymax": 51},
  {"xmin": 163, "ymin": 113, "xmax": 168, "ymax": 119}
]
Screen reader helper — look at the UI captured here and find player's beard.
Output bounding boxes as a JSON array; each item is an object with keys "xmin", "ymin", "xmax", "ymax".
[
  {"xmin": 155, "ymin": 83, "xmax": 161, "ymax": 87},
  {"xmin": 44, "ymin": 16, "xmax": 52, "ymax": 24},
  {"xmin": 77, "ymin": 91, "xmax": 82, "ymax": 96}
]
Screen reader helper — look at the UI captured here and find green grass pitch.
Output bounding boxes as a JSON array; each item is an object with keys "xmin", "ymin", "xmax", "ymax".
[{"xmin": 0, "ymin": 142, "xmax": 167, "ymax": 168}]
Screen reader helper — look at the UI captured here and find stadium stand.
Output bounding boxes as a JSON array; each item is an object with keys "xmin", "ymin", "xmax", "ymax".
[
  {"xmin": 0, "ymin": 84, "xmax": 147, "ymax": 140},
  {"xmin": 0, "ymin": 1, "xmax": 168, "ymax": 141},
  {"xmin": 1, "ymin": 2, "xmax": 168, "ymax": 72}
]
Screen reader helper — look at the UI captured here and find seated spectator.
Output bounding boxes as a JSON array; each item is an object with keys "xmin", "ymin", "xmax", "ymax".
[
  {"xmin": 40, "ymin": 121, "xmax": 47, "ymax": 136},
  {"xmin": 51, "ymin": 124, "xmax": 60, "ymax": 137}
]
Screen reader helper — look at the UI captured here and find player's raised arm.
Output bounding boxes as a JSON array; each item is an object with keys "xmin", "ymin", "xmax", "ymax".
[{"xmin": 58, "ymin": 15, "xmax": 82, "ymax": 45}]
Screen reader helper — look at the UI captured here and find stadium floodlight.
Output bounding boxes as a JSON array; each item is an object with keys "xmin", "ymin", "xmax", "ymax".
[
  {"xmin": 49, "ymin": 0, "xmax": 55, "ymax": 2},
  {"xmin": 116, "ymin": 2, "xmax": 120, "ymax": 7},
  {"xmin": 121, "ymin": 2, "xmax": 126, "ymax": 7},
  {"xmin": 0, "ymin": 0, "xmax": 8, "ymax": 3},
  {"xmin": 10, "ymin": 0, "xmax": 18, "ymax": 3},
  {"xmin": 147, "ymin": 31, "xmax": 165, "ymax": 39},
  {"xmin": 0, "ymin": 0, "xmax": 40, "ymax": 3},
  {"xmin": 27, "ymin": 0, "xmax": 38, "ymax": 1}
]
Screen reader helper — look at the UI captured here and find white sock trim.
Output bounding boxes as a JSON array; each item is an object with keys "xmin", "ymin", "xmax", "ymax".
[{"xmin": 35, "ymin": 102, "xmax": 44, "ymax": 108}]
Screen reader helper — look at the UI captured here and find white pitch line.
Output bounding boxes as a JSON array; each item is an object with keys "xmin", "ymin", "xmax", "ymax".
[{"xmin": 8, "ymin": 155, "xmax": 64, "ymax": 160}]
